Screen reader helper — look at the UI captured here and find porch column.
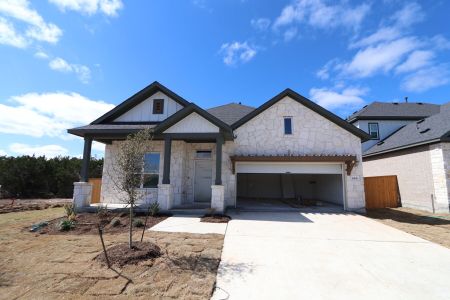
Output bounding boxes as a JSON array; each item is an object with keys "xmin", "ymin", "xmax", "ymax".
[
  {"xmin": 162, "ymin": 136, "xmax": 172, "ymax": 184},
  {"xmin": 80, "ymin": 137, "xmax": 92, "ymax": 182},
  {"xmin": 215, "ymin": 136, "xmax": 223, "ymax": 185}
]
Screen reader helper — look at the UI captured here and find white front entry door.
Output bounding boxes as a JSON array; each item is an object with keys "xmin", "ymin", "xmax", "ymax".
[{"xmin": 194, "ymin": 160, "xmax": 212, "ymax": 202}]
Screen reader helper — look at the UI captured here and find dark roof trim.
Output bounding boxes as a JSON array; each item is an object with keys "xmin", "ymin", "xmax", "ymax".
[
  {"xmin": 91, "ymin": 81, "xmax": 190, "ymax": 124},
  {"xmin": 362, "ymin": 136, "xmax": 449, "ymax": 158},
  {"xmin": 348, "ymin": 116, "xmax": 428, "ymax": 123},
  {"xmin": 153, "ymin": 104, "xmax": 233, "ymax": 135},
  {"xmin": 232, "ymin": 88, "xmax": 371, "ymax": 141}
]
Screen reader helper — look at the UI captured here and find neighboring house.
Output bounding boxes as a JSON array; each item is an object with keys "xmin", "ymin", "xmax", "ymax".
[
  {"xmin": 68, "ymin": 82, "xmax": 369, "ymax": 213},
  {"xmin": 353, "ymin": 102, "xmax": 450, "ymax": 213},
  {"xmin": 347, "ymin": 101, "xmax": 440, "ymax": 152}
]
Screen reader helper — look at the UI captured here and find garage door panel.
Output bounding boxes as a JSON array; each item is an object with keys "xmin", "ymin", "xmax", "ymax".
[{"xmin": 236, "ymin": 162, "xmax": 342, "ymax": 174}]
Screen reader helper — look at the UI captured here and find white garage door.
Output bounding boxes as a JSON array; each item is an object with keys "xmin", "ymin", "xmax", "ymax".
[{"xmin": 235, "ymin": 162, "xmax": 343, "ymax": 174}]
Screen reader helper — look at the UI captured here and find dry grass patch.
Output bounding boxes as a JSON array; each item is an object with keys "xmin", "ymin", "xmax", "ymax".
[
  {"xmin": 0, "ymin": 208, "xmax": 224, "ymax": 299},
  {"xmin": 366, "ymin": 207, "xmax": 450, "ymax": 249}
]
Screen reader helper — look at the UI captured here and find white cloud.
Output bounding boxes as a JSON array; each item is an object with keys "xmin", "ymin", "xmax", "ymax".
[
  {"xmin": 309, "ymin": 86, "xmax": 367, "ymax": 110},
  {"xmin": 395, "ymin": 50, "xmax": 434, "ymax": 74},
  {"xmin": 219, "ymin": 41, "xmax": 257, "ymax": 66},
  {"xmin": 401, "ymin": 65, "xmax": 450, "ymax": 92},
  {"xmin": 0, "ymin": 149, "xmax": 7, "ymax": 156},
  {"xmin": 9, "ymin": 143, "xmax": 69, "ymax": 158},
  {"xmin": 391, "ymin": 2, "xmax": 424, "ymax": 28},
  {"xmin": 283, "ymin": 27, "xmax": 297, "ymax": 42},
  {"xmin": 342, "ymin": 37, "xmax": 420, "ymax": 78},
  {"xmin": 251, "ymin": 18, "xmax": 271, "ymax": 31},
  {"xmin": 0, "ymin": 92, "xmax": 114, "ymax": 138},
  {"xmin": 349, "ymin": 27, "xmax": 402, "ymax": 49},
  {"xmin": 92, "ymin": 141, "xmax": 105, "ymax": 152},
  {"xmin": 273, "ymin": 0, "xmax": 370, "ymax": 31},
  {"xmin": 0, "ymin": 17, "xmax": 28, "ymax": 48},
  {"xmin": 49, "ymin": 0, "xmax": 123, "ymax": 16},
  {"xmin": 49, "ymin": 57, "xmax": 92, "ymax": 83},
  {"xmin": 0, "ymin": 0, "xmax": 62, "ymax": 46},
  {"xmin": 34, "ymin": 50, "xmax": 49, "ymax": 59}
]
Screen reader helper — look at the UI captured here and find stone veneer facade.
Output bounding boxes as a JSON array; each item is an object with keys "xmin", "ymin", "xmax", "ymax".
[
  {"xmin": 363, "ymin": 142, "xmax": 450, "ymax": 213},
  {"xmin": 99, "ymin": 96, "xmax": 366, "ymax": 211}
]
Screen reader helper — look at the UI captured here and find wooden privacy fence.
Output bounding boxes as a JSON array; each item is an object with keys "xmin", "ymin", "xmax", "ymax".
[
  {"xmin": 364, "ymin": 175, "xmax": 400, "ymax": 209},
  {"xmin": 88, "ymin": 178, "xmax": 102, "ymax": 204}
]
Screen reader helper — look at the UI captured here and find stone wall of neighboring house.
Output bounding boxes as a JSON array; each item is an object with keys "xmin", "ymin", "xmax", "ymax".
[
  {"xmin": 430, "ymin": 143, "xmax": 450, "ymax": 212},
  {"xmin": 231, "ymin": 96, "xmax": 366, "ymax": 210},
  {"xmin": 363, "ymin": 143, "xmax": 450, "ymax": 213}
]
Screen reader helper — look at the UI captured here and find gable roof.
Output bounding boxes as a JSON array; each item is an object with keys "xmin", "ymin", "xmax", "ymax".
[
  {"xmin": 347, "ymin": 101, "xmax": 440, "ymax": 123},
  {"xmin": 232, "ymin": 88, "xmax": 371, "ymax": 141},
  {"xmin": 207, "ymin": 103, "xmax": 255, "ymax": 125},
  {"xmin": 91, "ymin": 81, "xmax": 190, "ymax": 124},
  {"xmin": 153, "ymin": 103, "xmax": 233, "ymax": 137},
  {"xmin": 364, "ymin": 102, "xmax": 450, "ymax": 157}
]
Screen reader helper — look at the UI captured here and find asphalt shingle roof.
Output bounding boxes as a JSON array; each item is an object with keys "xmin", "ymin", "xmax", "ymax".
[
  {"xmin": 206, "ymin": 103, "xmax": 255, "ymax": 125},
  {"xmin": 347, "ymin": 101, "xmax": 440, "ymax": 122},
  {"xmin": 363, "ymin": 102, "xmax": 450, "ymax": 156}
]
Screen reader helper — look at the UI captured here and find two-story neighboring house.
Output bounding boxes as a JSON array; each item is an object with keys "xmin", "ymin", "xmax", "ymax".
[
  {"xmin": 347, "ymin": 101, "xmax": 440, "ymax": 152},
  {"xmin": 348, "ymin": 101, "xmax": 450, "ymax": 213}
]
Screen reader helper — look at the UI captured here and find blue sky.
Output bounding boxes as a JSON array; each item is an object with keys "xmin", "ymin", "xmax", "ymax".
[{"xmin": 0, "ymin": 0, "xmax": 449, "ymax": 158}]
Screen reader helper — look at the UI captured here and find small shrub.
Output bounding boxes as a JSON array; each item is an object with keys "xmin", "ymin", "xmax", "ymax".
[
  {"xmin": 110, "ymin": 217, "xmax": 121, "ymax": 227},
  {"xmin": 149, "ymin": 201, "xmax": 160, "ymax": 216},
  {"xmin": 64, "ymin": 203, "xmax": 76, "ymax": 221},
  {"xmin": 97, "ymin": 205, "xmax": 109, "ymax": 220},
  {"xmin": 58, "ymin": 219, "xmax": 75, "ymax": 231},
  {"xmin": 133, "ymin": 219, "xmax": 144, "ymax": 228}
]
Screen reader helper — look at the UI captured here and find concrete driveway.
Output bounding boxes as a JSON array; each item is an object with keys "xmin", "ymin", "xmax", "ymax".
[{"xmin": 212, "ymin": 208, "xmax": 450, "ymax": 300}]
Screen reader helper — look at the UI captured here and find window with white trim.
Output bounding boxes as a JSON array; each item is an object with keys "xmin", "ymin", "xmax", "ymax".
[
  {"xmin": 368, "ymin": 123, "xmax": 379, "ymax": 140},
  {"xmin": 136, "ymin": 153, "xmax": 160, "ymax": 188}
]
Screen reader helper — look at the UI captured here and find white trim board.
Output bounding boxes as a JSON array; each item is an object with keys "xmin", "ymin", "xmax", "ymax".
[{"xmin": 235, "ymin": 162, "xmax": 343, "ymax": 174}]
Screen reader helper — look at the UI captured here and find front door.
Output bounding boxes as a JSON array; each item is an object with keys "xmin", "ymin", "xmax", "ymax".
[{"xmin": 194, "ymin": 160, "xmax": 212, "ymax": 202}]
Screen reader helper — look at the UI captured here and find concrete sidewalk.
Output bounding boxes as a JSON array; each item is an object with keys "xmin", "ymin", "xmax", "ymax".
[
  {"xmin": 213, "ymin": 210, "xmax": 450, "ymax": 300},
  {"xmin": 149, "ymin": 215, "xmax": 227, "ymax": 235}
]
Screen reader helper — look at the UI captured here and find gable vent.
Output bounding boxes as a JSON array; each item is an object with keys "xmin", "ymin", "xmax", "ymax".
[{"xmin": 419, "ymin": 128, "xmax": 430, "ymax": 134}]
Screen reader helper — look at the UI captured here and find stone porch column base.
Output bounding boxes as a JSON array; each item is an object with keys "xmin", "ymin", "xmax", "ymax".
[
  {"xmin": 73, "ymin": 182, "xmax": 92, "ymax": 212},
  {"xmin": 157, "ymin": 184, "xmax": 174, "ymax": 211},
  {"xmin": 211, "ymin": 185, "xmax": 225, "ymax": 213}
]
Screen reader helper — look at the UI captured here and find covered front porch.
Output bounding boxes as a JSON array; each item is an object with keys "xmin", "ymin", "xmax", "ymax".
[{"xmin": 72, "ymin": 132, "xmax": 229, "ymax": 213}]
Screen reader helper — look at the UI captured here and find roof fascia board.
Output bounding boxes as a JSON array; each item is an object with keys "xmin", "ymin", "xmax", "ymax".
[
  {"xmin": 232, "ymin": 89, "xmax": 370, "ymax": 141},
  {"xmin": 91, "ymin": 81, "xmax": 190, "ymax": 124}
]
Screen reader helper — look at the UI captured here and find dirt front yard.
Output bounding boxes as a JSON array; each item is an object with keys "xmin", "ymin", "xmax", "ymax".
[
  {"xmin": 0, "ymin": 208, "xmax": 224, "ymax": 299},
  {"xmin": 366, "ymin": 207, "xmax": 450, "ymax": 249},
  {"xmin": 0, "ymin": 198, "xmax": 72, "ymax": 214}
]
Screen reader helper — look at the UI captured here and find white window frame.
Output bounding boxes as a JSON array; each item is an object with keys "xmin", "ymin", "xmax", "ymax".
[{"xmin": 368, "ymin": 122, "xmax": 379, "ymax": 140}]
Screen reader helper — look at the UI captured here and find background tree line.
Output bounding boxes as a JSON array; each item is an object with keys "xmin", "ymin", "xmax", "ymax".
[{"xmin": 0, "ymin": 156, "xmax": 103, "ymax": 199}]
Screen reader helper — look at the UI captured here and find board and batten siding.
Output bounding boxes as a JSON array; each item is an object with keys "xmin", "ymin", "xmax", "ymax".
[
  {"xmin": 114, "ymin": 91, "xmax": 184, "ymax": 122},
  {"xmin": 164, "ymin": 112, "xmax": 219, "ymax": 133}
]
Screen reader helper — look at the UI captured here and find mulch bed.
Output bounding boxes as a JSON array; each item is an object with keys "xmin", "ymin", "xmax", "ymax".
[
  {"xmin": 200, "ymin": 214, "xmax": 231, "ymax": 223},
  {"xmin": 33, "ymin": 212, "xmax": 170, "ymax": 235},
  {"xmin": 94, "ymin": 241, "xmax": 162, "ymax": 267}
]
